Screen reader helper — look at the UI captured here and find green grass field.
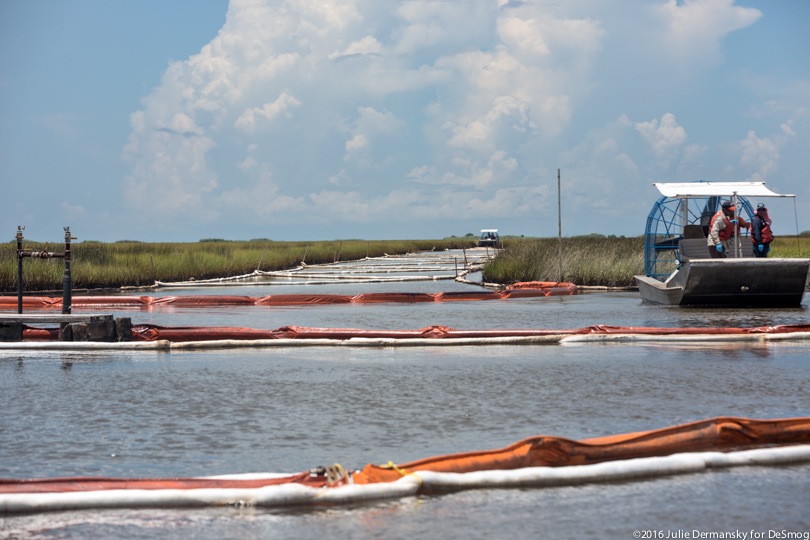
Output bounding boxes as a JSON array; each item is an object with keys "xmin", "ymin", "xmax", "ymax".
[
  {"xmin": 3, "ymin": 235, "xmax": 808, "ymax": 292},
  {"xmin": 481, "ymin": 234, "xmax": 810, "ymax": 288},
  {"xmin": 1, "ymin": 238, "xmax": 476, "ymax": 292}
]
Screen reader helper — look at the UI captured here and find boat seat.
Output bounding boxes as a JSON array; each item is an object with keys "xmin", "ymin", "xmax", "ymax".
[
  {"xmin": 683, "ymin": 225, "xmax": 705, "ymax": 239},
  {"xmin": 678, "ymin": 238, "xmax": 754, "ymax": 261}
]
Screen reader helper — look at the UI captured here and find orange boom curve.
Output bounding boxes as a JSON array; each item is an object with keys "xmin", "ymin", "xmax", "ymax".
[
  {"xmin": 352, "ymin": 416, "xmax": 810, "ymax": 484},
  {"xmin": 0, "ymin": 282, "xmax": 576, "ymax": 311},
  {"xmin": 0, "ymin": 416, "xmax": 808, "ymax": 506}
]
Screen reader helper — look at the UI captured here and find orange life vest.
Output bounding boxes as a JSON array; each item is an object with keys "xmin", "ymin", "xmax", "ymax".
[
  {"xmin": 752, "ymin": 216, "xmax": 774, "ymax": 244},
  {"xmin": 709, "ymin": 211, "xmax": 734, "ymax": 241}
]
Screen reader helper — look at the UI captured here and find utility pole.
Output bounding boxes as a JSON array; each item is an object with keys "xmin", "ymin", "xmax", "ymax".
[{"xmin": 557, "ymin": 168, "xmax": 563, "ymax": 282}]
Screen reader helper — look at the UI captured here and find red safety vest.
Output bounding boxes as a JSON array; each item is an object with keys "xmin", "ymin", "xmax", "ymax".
[
  {"xmin": 709, "ymin": 211, "xmax": 734, "ymax": 241},
  {"xmin": 753, "ymin": 217, "xmax": 774, "ymax": 244}
]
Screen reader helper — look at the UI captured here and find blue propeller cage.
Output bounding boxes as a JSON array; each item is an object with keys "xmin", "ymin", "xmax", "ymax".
[{"xmin": 644, "ymin": 194, "xmax": 754, "ymax": 279}]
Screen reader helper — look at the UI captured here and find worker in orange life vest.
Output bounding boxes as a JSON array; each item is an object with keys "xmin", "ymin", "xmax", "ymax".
[
  {"xmin": 707, "ymin": 200, "xmax": 750, "ymax": 258},
  {"xmin": 751, "ymin": 202, "xmax": 774, "ymax": 257}
]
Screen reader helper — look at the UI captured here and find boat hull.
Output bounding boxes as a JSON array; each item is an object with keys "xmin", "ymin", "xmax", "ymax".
[{"xmin": 635, "ymin": 258, "xmax": 809, "ymax": 307}]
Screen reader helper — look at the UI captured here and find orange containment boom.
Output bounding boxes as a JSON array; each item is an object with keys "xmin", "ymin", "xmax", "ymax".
[
  {"xmin": 1, "ymin": 417, "xmax": 809, "ymax": 514},
  {"xmin": 0, "ymin": 283, "xmax": 577, "ymax": 311},
  {"xmin": 126, "ymin": 323, "xmax": 810, "ymax": 343},
  {"xmin": 353, "ymin": 416, "xmax": 810, "ymax": 484},
  {"xmin": 7, "ymin": 323, "xmax": 810, "ymax": 347}
]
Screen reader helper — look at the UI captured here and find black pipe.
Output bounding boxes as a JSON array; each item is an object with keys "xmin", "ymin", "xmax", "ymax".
[
  {"xmin": 14, "ymin": 226, "xmax": 74, "ymax": 315},
  {"xmin": 16, "ymin": 226, "xmax": 24, "ymax": 315}
]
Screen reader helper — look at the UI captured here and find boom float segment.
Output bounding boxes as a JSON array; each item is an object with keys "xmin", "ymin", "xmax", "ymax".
[
  {"xmin": 0, "ymin": 282, "xmax": 577, "ymax": 310},
  {"xmin": 3, "ymin": 323, "xmax": 810, "ymax": 348},
  {"xmin": 1, "ymin": 416, "xmax": 809, "ymax": 514}
]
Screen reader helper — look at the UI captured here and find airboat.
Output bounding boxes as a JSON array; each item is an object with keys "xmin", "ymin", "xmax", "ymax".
[
  {"xmin": 478, "ymin": 228, "xmax": 500, "ymax": 247},
  {"xmin": 634, "ymin": 181, "xmax": 809, "ymax": 307}
]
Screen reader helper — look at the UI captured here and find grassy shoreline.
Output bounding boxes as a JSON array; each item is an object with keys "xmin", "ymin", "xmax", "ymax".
[
  {"xmin": 482, "ymin": 234, "xmax": 810, "ymax": 288},
  {"xmin": 482, "ymin": 235, "xmax": 644, "ymax": 287},
  {"xmin": 3, "ymin": 235, "xmax": 808, "ymax": 293},
  {"xmin": 1, "ymin": 238, "xmax": 477, "ymax": 293}
]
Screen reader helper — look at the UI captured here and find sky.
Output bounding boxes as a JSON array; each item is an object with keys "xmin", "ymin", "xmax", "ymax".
[{"xmin": 2, "ymin": 0, "xmax": 809, "ymax": 243}]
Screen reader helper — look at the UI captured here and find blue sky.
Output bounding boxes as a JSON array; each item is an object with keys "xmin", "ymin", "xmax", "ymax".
[{"xmin": 2, "ymin": 0, "xmax": 808, "ymax": 243}]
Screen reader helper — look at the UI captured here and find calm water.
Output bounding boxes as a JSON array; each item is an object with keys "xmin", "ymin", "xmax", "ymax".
[{"xmin": 2, "ymin": 255, "xmax": 809, "ymax": 539}]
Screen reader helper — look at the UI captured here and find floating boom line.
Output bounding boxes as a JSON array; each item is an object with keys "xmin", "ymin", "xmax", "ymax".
[
  {"xmin": 2, "ymin": 416, "xmax": 809, "ymax": 514},
  {"xmin": 152, "ymin": 250, "xmax": 495, "ymax": 287},
  {"xmin": 3, "ymin": 323, "xmax": 809, "ymax": 350}
]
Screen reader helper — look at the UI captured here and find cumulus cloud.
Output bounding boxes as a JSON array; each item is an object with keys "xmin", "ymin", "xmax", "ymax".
[
  {"xmin": 560, "ymin": 115, "xmax": 647, "ymax": 213},
  {"xmin": 446, "ymin": 95, "xmax": 533, "ymax": 151},
  {"xmin": 120, "ymin": 0, "xmax": 783, "ymax": 238},
  {"xmin": 122, "ymin": 0, "xmax": 606, "ymax": 228},
  {"xmin": 740, "ymin": 130, "xmax": 778, "ymax": 180},
  {"xmin": 330, "ymin": 35, "xmax": 383, "ymax": 59},
  {"xmin": 235, "ymin": 93, "xmax": 302, "ymax": 133},
  {"xmin": 655, "ymin": 0, "xmax": 762, "ymax": 68},
  {"xmin": 738, "ymin": 123, "xmax": 798, "ymax": 181},
  {"xmin": 635, "ymin": 113, "xmax": 688, "ymax": 159}
]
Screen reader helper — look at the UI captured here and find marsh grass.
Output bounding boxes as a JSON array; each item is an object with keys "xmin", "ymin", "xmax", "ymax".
[
  {"xmin": 483, "ymin": 234, "xmax": 810, "ymax": 287},
  {"xmin": 483, "ymin": 235, "xmax": 645, "ymax": 287},
  {"xmin": 770, "ymin": 235, "xmax": 810, "ymax": 258},
  {"xmin": 0, "ymin": 238, "xmax": 475, "ymax": 292},
  {"xmin": 4, "ymin": 235, "xmax": 808, "ymax": 292}
]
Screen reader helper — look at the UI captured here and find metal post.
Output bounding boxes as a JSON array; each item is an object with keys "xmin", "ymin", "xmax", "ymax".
[
  {"xmin": 732, "ymin": 192, "xmax": 741, "ymax": 257},
  {"xmin": 62, "ymin": 227, "xmax": 75, "ymax": 315},
  {"xmin": 557, "ymin": 168, "xmax": 563, "ymax": 282},
  {"xmin": 16, "ymin": 226, "xmax": 24, "ymax": 314}
]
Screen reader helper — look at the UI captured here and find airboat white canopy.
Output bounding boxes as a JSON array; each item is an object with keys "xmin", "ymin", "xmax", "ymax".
[{"xmin": 653, "ymin": 182, "xmax": 794, "ymax": 198}]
